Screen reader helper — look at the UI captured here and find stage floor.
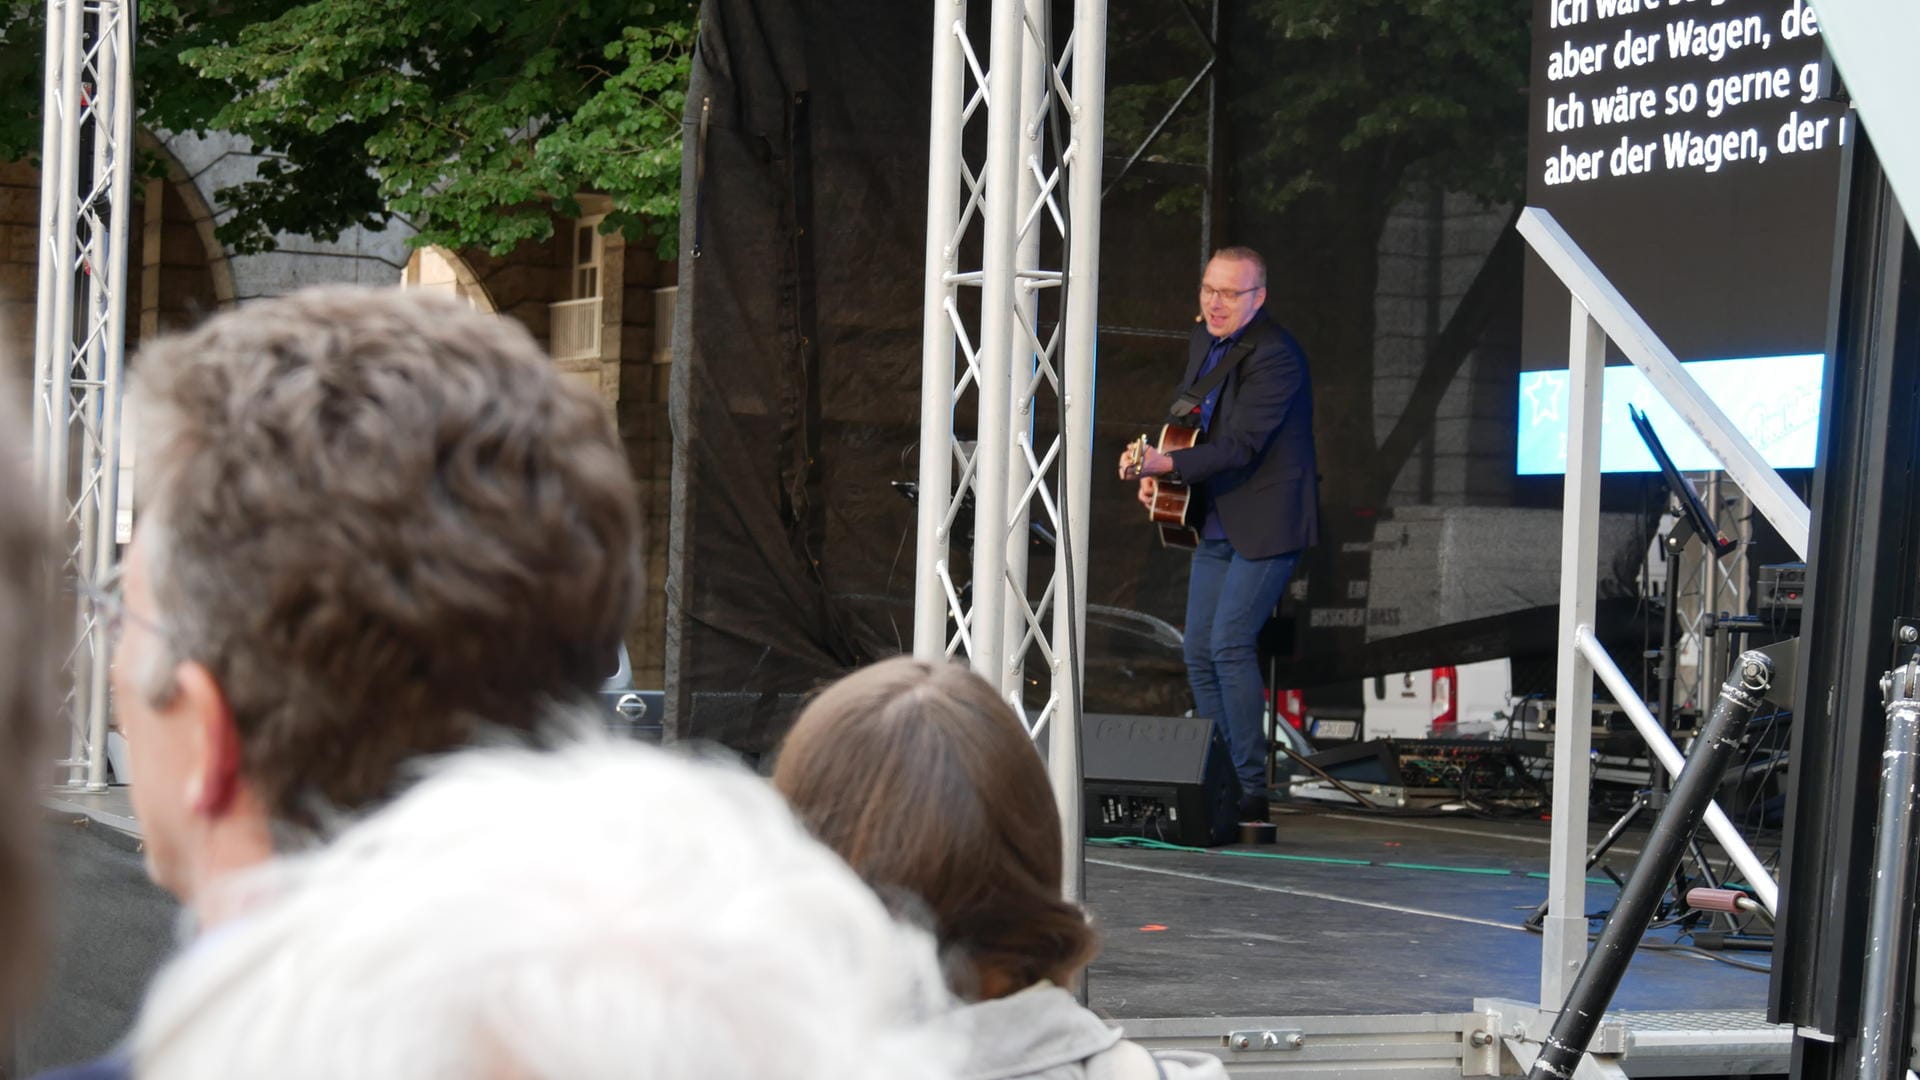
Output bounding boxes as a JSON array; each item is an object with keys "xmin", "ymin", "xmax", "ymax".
[
  {"xmin": 1085, "ymin": 805, "xmax": 1772, "ymax": 1020},
  {"xmin": 24, "ymin": 786, "xmax": 1776, "ymax": 1069}
]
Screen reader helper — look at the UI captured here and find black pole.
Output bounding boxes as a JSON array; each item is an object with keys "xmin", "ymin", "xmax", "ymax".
[
  {"xmin": 1651, "ymin": 519, "xmax": 1694, "ymax": 802},
  {"xmin": 1198, "ymin": 0, "xmax": 1225, "ymax": 268},
  {"xmin": 1527, "ymin": 651, "xmax": 1773, "ymax": 1080}
]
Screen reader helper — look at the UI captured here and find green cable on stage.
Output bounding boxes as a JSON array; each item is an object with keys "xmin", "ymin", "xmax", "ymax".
[{"xmin": 1087, "ymin": 835, "xmax": 1617, "ymax": 886}]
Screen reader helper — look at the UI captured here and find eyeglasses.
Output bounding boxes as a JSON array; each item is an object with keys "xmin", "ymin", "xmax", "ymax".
[
  {"xmin": 74, "ymin": 568, "xmax": 170, "ymax": 647},
  {"xmin": 1199, "ymin": 285, "xmax": 1260, "ymax": 303}
]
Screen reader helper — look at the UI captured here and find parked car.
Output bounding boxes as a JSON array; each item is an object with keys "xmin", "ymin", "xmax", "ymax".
[{"xmin": 600, "ymin": 644, "xmax": 664, "ymax": 742}]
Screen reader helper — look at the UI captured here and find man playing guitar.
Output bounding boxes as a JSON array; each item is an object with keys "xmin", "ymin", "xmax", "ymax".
[{"xmin": 1116, "ymin": 246, "xmax": 1319, "ymax": 823}]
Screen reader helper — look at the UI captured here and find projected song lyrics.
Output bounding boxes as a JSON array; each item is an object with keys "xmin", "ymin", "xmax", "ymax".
[{"xmin": 1535, "ymin": 0, "xmax": 1839, "ymax": 188}]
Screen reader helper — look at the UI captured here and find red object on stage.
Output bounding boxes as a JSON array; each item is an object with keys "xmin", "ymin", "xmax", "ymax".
[
  {"xmin": 1268, "ymin": 688, "xmax": 1306, "ymax": 729},
  {"xmin": 1430, "ymin": 666, "xmax": 1458, "ymax": 729}
]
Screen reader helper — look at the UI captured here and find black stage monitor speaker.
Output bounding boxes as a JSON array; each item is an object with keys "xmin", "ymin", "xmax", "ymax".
[{"xmin": 1082, "ymin": 713, "xmax": 1240, "ymax": 847}]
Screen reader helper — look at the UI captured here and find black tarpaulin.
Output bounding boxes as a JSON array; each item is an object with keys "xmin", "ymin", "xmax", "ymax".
[
  {"xmin": 665, "ymin": 0, "xmax": 933, "ymax": 751},
  {"xmin": 667, "ymin": 0, "xmax": 1651, "ymax": 754}
]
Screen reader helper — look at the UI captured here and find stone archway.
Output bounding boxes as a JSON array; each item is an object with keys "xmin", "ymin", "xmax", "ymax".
[
  {"xmin": 400, "ymin": 245, "xmax": 498, "ymax": 313},
  {"xmin": 1, "ymin": 135, "xmax": 235, "ymax": 389},
  {"xmin": 132, "ymin": 133, "xmax": 236, "ymax": 342}
]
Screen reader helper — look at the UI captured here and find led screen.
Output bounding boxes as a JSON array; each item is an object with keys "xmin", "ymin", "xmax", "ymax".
[
  {"xmin": 1520, "ymin": 0, "xmax": 1846, "ymax": 475},
  {"xmin": 1515, "ymin": 353, "xmax": 1821, "ymax": 473}
]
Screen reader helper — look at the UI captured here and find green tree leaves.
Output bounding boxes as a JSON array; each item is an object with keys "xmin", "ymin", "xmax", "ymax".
[
  {"xmin": 1, "ymin": 0, "xmax": 696, "ymax": 255},
  {"xmin": 1237, "ymin": 0, "xmax": 1530, "ymax": 209}
]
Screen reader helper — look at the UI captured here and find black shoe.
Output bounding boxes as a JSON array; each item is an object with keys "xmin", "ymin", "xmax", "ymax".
[{"xmin": 1237, "ymin": 794, "xmax": 1270, "ymax": 823}]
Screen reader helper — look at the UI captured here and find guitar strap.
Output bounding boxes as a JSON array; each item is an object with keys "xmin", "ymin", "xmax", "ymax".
[{"xmin": 1168, "ymin": 336, "xmax": 1255, "ymax": 427}]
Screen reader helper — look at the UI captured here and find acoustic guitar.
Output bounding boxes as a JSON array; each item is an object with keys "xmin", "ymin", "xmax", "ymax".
[{"xmin": 1126, "ymin": 422, "xmax": 1202, "ymax": 549}]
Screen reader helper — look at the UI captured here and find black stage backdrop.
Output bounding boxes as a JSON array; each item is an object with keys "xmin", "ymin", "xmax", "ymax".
[{"xmin": 666, "ymin": 0, "xmax": 1651, "ymax": 752}]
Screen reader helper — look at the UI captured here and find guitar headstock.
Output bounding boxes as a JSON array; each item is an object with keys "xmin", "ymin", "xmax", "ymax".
[{"xmin": 1126, "ymin": 434, "xmax": 1148, "ymax": 478}]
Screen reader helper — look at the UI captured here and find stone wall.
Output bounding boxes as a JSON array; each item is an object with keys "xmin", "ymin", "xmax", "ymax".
[
  {"xmin": 455, "ymin": 229, "xmax": 568, "ymax": 353},
  {"xmin": 616, "ymin": 245, "xmax": 677, "ymax": 691},
  {"xmin": 1371, "ymin": 190, "xmax": 1518, "ymax": 506},
  {"xmin": 1, "ymin": 160, "xmax": 38, "ymax": 382},
  {"xmin": 449, "ymin": 224, "xmax": 679, "ymax": 690},
  {"xmin": 139, "ymin": 175, "xmax": 226, "ymax": 340}
]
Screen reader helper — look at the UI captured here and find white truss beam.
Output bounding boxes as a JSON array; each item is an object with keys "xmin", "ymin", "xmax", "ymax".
[
  {"xmin": 33, "ymin": 0, "xmax": 136, "ymax": 791},
  {"xmin": 915, "ymin": 0, "xmax": 1107, "ymax": 896}
]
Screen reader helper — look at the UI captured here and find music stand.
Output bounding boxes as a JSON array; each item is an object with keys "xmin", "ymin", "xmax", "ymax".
[
  {"xmin": 1629, "ymin": 405, "xmax": 1736, "ymax": 562},
  {"xmin": 1630, "ymin": 405, "xmax": 1734, "ymax": 780}
]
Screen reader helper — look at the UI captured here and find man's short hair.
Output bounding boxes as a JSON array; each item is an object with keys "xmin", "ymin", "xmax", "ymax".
[
  {"xmin": 129, "ymin": 287, "xmax": 641, "ymax": 826},
  {"xmin": 1209, "ymin": 245, "xmax": 1267, "ymax": 287},
  {"xmin": 133, "ymin": 738, "xmax": 957, "ymax": 1080}
]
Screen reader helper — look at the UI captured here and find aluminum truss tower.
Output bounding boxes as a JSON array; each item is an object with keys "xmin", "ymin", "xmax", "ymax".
[
  {"xmin": 32, "ymin": 0, "xmax": 136, "ymax": 791},
  {"xmin": 913, "ymin": 0, "xmax": 1107, "ymax": 895}
]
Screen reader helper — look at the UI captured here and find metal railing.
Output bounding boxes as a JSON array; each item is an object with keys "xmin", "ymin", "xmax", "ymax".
[
  {"xmin": 1520, "ymin": 206, "xmax": 1799, "ymax": 1006},
  {"xmin": 549, "ymin": 297, "xmax": 603, "ymax": 363}
]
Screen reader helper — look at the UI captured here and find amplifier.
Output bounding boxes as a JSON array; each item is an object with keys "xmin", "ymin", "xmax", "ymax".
[
  {"xmin": 1082, "ymin": 713, "xmax": 1239, "ymax": 847},
  {"xmin": 1756, "ymin": 562, "xmax": 1807, "ymax": 612}
]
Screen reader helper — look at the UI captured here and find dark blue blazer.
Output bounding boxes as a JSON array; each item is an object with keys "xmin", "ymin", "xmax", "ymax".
[{"xmin": 1164, "ymin": 310, "xmax": 1320, "ymax": 560}]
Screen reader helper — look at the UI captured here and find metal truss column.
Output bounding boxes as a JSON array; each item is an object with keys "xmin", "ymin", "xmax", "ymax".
[
  {"xmin": 1685, "ymin": 473, "xmax": 1751, "ymax": 703},
  {"xmin": 964, "ymin": 0, "xmax": 1028, "ymax": 686},
  {"xmin": 914, "ymin": 0, "xmax": 1108, "ymax": 894},
  {"xmin": 31, "ymin": 0, "xmax": 136, "ymax": 791},
  {"xmin": 1049, "ymin": 0, "xmax": 1106, "ymax": 903},
  {"xmin": 912, "ymin": 0, "xmax": 967, "ymax": 662},
  {"xmin": 999, "ymin": 2, "xmax": 1047, "ymax": 698}
]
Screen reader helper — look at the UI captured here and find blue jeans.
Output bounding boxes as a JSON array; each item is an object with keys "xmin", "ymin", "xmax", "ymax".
[{"xmin": 1184, "ymin": 539, "xmax": 1299, "ymax": 800}]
